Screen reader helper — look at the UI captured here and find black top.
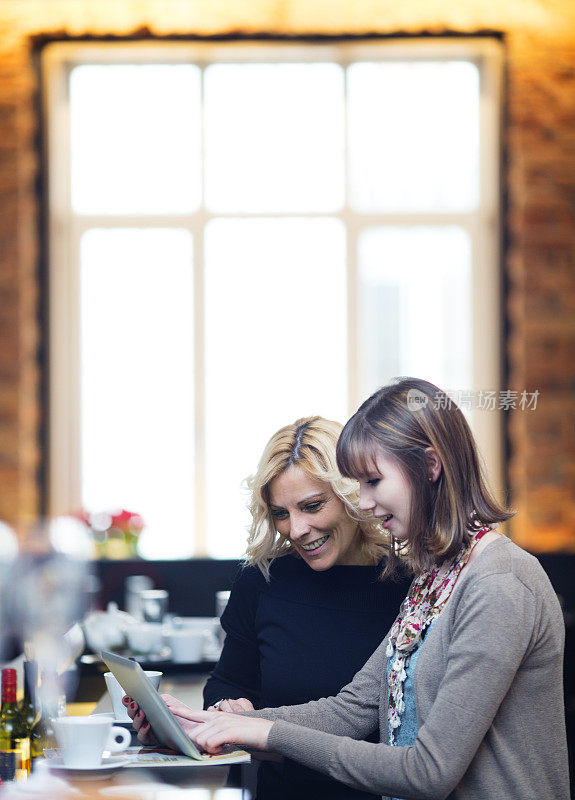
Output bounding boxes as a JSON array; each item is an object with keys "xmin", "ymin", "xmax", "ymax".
[{"xmin": 204, "ymin": 555, "xmax": 410, "ymax": 800}]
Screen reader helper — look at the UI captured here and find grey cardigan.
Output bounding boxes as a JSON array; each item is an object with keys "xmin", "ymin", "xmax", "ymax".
[{"xmin": 247, "ymin": 538, "xmax": 569, "ymax": 800}]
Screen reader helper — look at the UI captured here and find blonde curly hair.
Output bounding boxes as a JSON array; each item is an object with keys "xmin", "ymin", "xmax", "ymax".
[{"xmin": 244, "ymin": 416, "xmax": 389, "ymax": 580}]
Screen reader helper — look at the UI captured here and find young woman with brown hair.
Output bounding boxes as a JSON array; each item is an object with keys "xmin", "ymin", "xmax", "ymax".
[{"xmin": 133, "ymin": 378, "xmax": 568, "ymax": 800}]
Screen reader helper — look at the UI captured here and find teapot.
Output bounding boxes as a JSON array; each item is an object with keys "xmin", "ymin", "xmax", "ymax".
[{"xmin": 83, "ymin": 602, "xmax": 137, "ymax": 653}]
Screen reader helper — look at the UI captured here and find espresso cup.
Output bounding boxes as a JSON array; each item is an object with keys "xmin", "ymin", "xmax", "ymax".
[
  {"xmin": 52, "ymin": 716, "xmax": 131, "ymax": 768},
  {"xmin": 104, "ymin": 671, "xmax": 162, "ymax": 722}
]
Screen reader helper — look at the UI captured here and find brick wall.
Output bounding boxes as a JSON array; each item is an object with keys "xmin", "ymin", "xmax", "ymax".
[
  {"xmin": 506, "ymin": 29, "xmax": 575, "ymax": 550},
  {"xmin": 0, "ymin": 1, "xmax": 573, "ymax": 550}
]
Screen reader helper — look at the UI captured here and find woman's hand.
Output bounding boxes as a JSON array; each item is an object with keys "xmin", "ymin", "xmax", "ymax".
[
  {"xmin": 123, "ymin": 693, "xmax": 193, "ymax": 745},
  {"xmin": 169, "ymin": 708, "xmax": 273, "ymax": 754},
  {"xmin": 123, "ymin": 695, "xmax": 158, "ymax": 745},
  {"xmin": 123, "ymin": 696, "xmax": 272, "ymax": 754},
  {"xmin": 207, "ymin": 697, "xmax": 255, "ymax": 713}
]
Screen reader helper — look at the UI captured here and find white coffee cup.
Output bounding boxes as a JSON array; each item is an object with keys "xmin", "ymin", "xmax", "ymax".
[
  {"xmin": 52, "ymin": 716, "xmax": 131, "ymax": 768},
  {"xmin": 167, "ymin": 629, "xmax": 204, "ymax": 663},
  {"xmin": 125, "ymin": 622, "xmax": 164, "ymax": 654},
  {"xmin": 167, "ymin": 617, "xmax": 220, "ymax": 658},
  {"xmin": 104, "ymin": 671, "xmax": 162, "ymax": 722}
]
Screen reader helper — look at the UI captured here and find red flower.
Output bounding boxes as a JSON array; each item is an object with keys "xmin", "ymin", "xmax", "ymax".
[{"xmin": 110, "ymin": 509, "xmax": 145, "ymax": 533}]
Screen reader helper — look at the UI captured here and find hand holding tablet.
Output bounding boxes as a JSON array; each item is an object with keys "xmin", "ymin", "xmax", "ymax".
[
  {"xmin": 125, "ymin": 692, "xmax": 194, "ymax": 745},
  {"xmin": 101, "ymin": 650, "xmax": 203, "ymax": 759}
]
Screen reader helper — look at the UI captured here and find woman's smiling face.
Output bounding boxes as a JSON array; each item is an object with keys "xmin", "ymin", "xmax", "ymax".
[
  {"xmin": 268, "ymin": 465, "xmax": 367, "ymax": 570},
  {"xmin": 356, "ymin": 448, "xmax": 413, "ymax": 543}
]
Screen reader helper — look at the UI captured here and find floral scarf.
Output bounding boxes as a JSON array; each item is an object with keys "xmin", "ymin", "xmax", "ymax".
[{"xmin": 386, "ymin": 525, "xmax": 491, "ymax": 745}]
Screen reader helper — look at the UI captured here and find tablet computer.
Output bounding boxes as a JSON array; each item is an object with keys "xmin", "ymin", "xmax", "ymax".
[{"xmin": 101, "ymin": 650, "xmax": 202, "ymax": 759}]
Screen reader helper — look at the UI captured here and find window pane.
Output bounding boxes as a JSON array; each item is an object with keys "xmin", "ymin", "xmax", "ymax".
[
  {"xmin": 358, "ymin": 226, "xmax": 472, "ymax": 399},
  {"xmin": 348, "ymin": 62, "xmax": 480, "ymax": 212},
  {"xmin": 70, "ymin": 65, "xmax": 202, "ymax": 214},
  {"xmin": 204, "ymin": 64, "xmax": 345, "ymax": 212},
  {"xmin": 80, "ymin": 228, "xmax": 195, "ymax": 559},
  {"xmin": 204, "ymin": 218, "xmax": 347, "ymax": 557}
]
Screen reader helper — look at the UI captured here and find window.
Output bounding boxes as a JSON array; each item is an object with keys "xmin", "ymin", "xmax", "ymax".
[{"xmin": 43, "ymin": 39, "xmax": 504, "ymax": 558}]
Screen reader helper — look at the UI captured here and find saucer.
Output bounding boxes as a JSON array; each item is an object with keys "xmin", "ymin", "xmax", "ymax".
[{"xmin": 42, "ymin": 753, "xmax": 134, "ymax": 780}]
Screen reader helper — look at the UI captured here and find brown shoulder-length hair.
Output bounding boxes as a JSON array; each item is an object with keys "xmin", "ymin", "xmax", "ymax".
[
  {"xmin": 244, "ymin": 416, "xmax": 388, "ymax": 580},
  {"xmin": 336, "ymin": 378, "xmax": 514, "ymax": 577}
]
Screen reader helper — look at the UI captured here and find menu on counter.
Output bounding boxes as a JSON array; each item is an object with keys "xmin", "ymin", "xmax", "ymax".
[{"xmin": 125, "ymin": 746, "xmax": 250, "ymax": 767}]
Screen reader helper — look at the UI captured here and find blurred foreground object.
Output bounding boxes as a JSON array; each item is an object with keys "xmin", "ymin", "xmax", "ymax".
[
  {"xmin": 6, "ymin": 518, "xmax": 94, "ymax": 730},
  {"xmin": 0, "ymin": 521, "xmax": 18, "ymax": 561},
  {"xmin": 0, "ymin": 521, "xmax": 19, "ymax": 661}
]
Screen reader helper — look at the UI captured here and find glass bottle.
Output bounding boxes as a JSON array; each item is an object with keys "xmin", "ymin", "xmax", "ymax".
[
  {"xmin": 29, "ymin": 671, "xmax": 59, "ymax": 760},
  {"xmin": 0, "ymin": 668, "xmax": 31, "ymax": 782},
  {"xmin": 19, "ymin": 661, "xmax": 40, "ymax": 736}
]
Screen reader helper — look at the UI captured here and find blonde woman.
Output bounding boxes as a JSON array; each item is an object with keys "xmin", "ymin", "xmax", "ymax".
[
  {"xmin": 128, "ymin": 416, "xmax": 409, "ymax": 799},
  {"xmin": 138, "ymin": 381, "xmax": 568, "ymax": 800}
]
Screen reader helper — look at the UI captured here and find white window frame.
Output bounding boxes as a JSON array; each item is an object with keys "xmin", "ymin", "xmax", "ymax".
[{"xmin": 42, "ymin": 38, "xmax": 505, "ymax": 554}]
